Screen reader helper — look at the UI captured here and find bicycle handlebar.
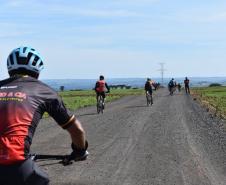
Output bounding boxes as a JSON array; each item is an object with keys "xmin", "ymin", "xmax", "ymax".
[
  {"xmin": 30, "ymin": 151, "xmax": 88, "ymax": 166},
  {"xmin": 30, "ymin": 154, "xmax": 73, "ymax": 166}
]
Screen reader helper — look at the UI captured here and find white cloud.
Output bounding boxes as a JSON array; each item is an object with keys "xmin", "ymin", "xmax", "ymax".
[
  {"xmin": 0, "ymin": 1, "xmax": 145, "ymax": 18},
  {"xmin": 49, "ymin": 6, "xmax": 142, "ymax": 17},
  {"xmin": 205, "ymin": 12, "xmax": 226, "ymax": 22},
  {"xmin": 167, "ymin": 8, "xmax": 226, "ymax": 23},
  {"xmin": 39, "ymin": 47, "xmax": 160, "ymax": 79},
  {"xmin": 111, "ymin": 0, "xmax": 160, "ymax": 6},
  {"xmin": 4, "ymin": 0, "xmax": 34, "ymax": 7},
  {"xmin": 0, "ymin": 22, "xmax": 35, "ymax": 38},
  {"xmin": 0, "ymin": 32, "xmax": 26, "ymax": 38},
  {"xmin": 185, "ymin": 13, "xmax": 226, "ymax": 23}
]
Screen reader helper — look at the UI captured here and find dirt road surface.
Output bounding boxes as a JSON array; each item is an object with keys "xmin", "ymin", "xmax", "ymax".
[{"xmin": 31, "ymin": 88, "xmax": 226, "ymax": 185}]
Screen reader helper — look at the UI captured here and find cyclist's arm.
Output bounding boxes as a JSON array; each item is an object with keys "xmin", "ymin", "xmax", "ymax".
[
  {"xmin": 105, "ymin": 83, "xmax": 110, "ymax": 92},
  {"xmin": 94, "ymin": 82, "xmax": 99, "ymax": 92},
  {"xmin": 46, "ymin": 95, "xmax": 87, "ymax": 149},
  {"xmin": 144, "ymin": 83, "xmax": 148, "ymax": 91},
  {"xmin": 66, "ymin": 117, "xmax": 86, "ymax": 149}
]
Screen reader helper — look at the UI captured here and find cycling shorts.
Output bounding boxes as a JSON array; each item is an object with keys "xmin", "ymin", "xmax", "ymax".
[
  {"xmin": 0, "ymin": 158, "xmax": 49, "ymax": 185},
  {"xmin": 96, "ymin": 92, "xmax": 106, "ymax": 99},
  {"xmin": 146, "ymin": 90, "xmax": 152, "ymax": 95}
]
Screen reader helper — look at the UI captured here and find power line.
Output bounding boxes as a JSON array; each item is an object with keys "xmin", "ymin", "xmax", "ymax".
[{"xmin": 158, "ymin": 63, "xmax": 166, "ymax": 85}]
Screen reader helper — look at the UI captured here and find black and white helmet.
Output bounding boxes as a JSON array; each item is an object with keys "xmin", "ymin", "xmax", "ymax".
[{"xmin": 7, "ymin": 46, "xmax": 44, "ymax": 75}]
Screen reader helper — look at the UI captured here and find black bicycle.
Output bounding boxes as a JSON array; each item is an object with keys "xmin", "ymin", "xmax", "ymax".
[
  {"xmin": 97, "ymin": 95, "xmax": 104, "ymax": 114},
  {"xmin": 168, "ymin": 84, "xmax": 176, "ymax": 96},
  {"xmin": 146, "ymin": 91, "xmax": 153, "ymax": 106}
]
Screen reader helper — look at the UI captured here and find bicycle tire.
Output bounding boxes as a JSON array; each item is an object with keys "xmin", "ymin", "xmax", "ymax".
[
  {"xmin": 146, "ymin": 93, "xmax": 151, "ymax": 106},
  {"xmin": 97, "ymin": 95, "xmax": 104, "ymax": 114}
]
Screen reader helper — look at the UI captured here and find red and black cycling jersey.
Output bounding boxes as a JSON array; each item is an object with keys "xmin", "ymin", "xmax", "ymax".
[
  {"xmin": 0, "ymin": 76, "xmax": 74, "ymax": 165},
  {"xmin": 95, "ymin": 80, "xmax": 110, "ymax": 93}
]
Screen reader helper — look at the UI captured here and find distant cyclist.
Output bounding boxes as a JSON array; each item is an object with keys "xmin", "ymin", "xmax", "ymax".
[
  {"xmin": 168, "ymin": 78, "xmax": 176, "ymax": 95},
  {"xmin": 0, "ymin": 46, "xmax": 88, "ymax": 185},
  {"xmin": 144, "ymin": 78, "xmax": 153, "ymax": 105},
  {"xmin": 177, "ymin": 83, "xmax": 181, "ymax": 92},
  {"xmin": 94, "ymin": 75, "xmax": 110, "ymax": 109},
  {"xmin": 184, "ymin": 77, "xmax": 190, "ymax": 94}
]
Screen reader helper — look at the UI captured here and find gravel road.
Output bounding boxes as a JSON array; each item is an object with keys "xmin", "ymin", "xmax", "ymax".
[{"xmin": 31, "ymin": 88, "xmax": 226, "ymax": 185}]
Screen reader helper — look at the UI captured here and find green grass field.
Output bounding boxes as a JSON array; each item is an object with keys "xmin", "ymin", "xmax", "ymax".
[
  {"xmin": 192, "ymin": 86, "xmax": 226, "ymax": 116},
  {"xmin": 58, "ymin": 88, "xmax": 144, "ymax": 111}
]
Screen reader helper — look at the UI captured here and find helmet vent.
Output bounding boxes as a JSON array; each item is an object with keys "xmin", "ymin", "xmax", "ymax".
[
  {"xmin": 32, "ymin": 56, "xmax": 39, "ymax": 66},
  {"xmin": 39, "ymin": 61, "xmax": 43, "ymax": 67},
  {"xmin": 17, "ymin": 52, "xmax": 28, "ymax": 65},
  {"xmin": 23, "ymin": 47, "xmax": 27, "ymax": 53},
  {"xmin": 9, "ymin": 54, "xmax": 14, "ymax": 65}
]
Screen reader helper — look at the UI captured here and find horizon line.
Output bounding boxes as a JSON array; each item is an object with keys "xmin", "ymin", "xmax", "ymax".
[{"xmin": 41, "ymin": 76, "xmax": 226, "ymax": 80}]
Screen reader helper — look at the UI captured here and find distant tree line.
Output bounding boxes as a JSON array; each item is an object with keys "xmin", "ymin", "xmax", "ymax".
[
  {"xmin": 109, "ymin": 85, "xmax": 132, "ymax": 89},
  {"xmin": 209, "ymin": 83, "xmax": 222, "ymax": 87}
]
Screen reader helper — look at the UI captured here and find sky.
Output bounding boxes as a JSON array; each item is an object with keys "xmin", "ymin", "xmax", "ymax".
[{"xmin": 0, "ymin": 0, "xmax": 226, "ymax": 79}]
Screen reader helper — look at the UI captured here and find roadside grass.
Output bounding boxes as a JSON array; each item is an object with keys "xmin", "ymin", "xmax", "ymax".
[
  {"xmin": 58, "ymin": 88, "xmax": 144, "ymax": 111},
  {"xmin": 192, "ymin": 86, "xmax": 226, "ymax": 117}
]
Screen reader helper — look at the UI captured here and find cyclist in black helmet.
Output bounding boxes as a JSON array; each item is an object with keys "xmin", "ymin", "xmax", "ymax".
[
  {"xmin": 184, "ymin": 77, "xmax": 190, "ymax": 94},
  {"xmin": 144, "ymin": 78, "xmax": 153, "ymax": 105},
  {"xmin": 168, "ymin": 78, "xmax": 176, "ymax": 95},
  {"xmin": 94, "ymin": 75, "xmax": 110, "ymax": 109},
  {"xmin": 0, "ymin": 46, "xmax": 89, "ymax": 185}
]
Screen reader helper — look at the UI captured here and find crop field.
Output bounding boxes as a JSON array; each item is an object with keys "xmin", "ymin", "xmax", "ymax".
[
  {"xmin": 58, "ymin": 88, "xmax": 144, "ymax": 111},
  {"xmin": 192, "ymin": 86, "xmax": 226, "ymax": 117}
]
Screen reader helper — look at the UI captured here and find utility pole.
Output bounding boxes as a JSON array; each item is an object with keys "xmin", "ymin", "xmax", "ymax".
[{"xmin": 158, "ymin": 63, "xmax": 166, "ymax": 86}]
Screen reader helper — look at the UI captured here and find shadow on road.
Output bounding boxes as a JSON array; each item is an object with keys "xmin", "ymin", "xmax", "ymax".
[
  {"xmin": 53, "ymin": 180, "xmax": 115, "ymax": 185},
  {"xmin": 156, "ymin": 93, "xmax": 185, "ymax": 97},
  {"xmin": 78, "ymin": 113, "xmax": 97, "ymax": 117},
  {"xmin": 38, "ymin": 161, "xmax": 61, "ymax": 167},
  {"xmin": 125, "ymin": 105, "xmax": 148, "ymax": 109}
]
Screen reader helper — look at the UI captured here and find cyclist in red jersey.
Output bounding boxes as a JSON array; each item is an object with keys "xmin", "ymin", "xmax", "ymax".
[
  {"xmin": 0, "ymin": 46, "xmax": 88, "ymax": 185},
  {"xmin": 94, "ymin": 75, "xmax": 110, "ymax": 108}
]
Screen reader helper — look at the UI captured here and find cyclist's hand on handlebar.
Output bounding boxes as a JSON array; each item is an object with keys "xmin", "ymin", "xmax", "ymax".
[
  {"xmin": 70, "ymin": 140, "xmax": 89, "ymax": 161},
  {"xmin": 71, "ymin": 140, "xmax": 88, "ymax": 151}
]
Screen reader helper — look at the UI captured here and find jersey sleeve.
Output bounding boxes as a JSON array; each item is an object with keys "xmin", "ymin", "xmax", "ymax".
[
  {"xmin": 94, "ymin": 82, "xmax": 99, "ymax": 91},
  {"xmin": 105, "ymin": 83, "xmax": 110, "ymax": 91},
  {"xmin": 46, "ymin": 96, "xmax": 75, "ymax": 129}
]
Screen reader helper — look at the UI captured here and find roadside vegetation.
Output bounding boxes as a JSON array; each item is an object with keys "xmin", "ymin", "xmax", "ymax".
[
  {"xmin": 192, "ymin": 86, "xmax": 226, "ymax": 118},
  {"xmin": 58, "ymin": 88, "xmax": 144, "ymax": 111}
]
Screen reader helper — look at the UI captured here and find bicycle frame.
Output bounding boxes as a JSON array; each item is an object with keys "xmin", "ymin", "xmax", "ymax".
[
  {"xmin": 169, "ymin": 86, "xmax": 176, "ymax": 95},
  {"xmin": 146, "ymin": 91, "xmax": 152, "ymax": 106},
  {"xmin": 97, "ymin": 95, "xmax": 104, "ymax": 114}
]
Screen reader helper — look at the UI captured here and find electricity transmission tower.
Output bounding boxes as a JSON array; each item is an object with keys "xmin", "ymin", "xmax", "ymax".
[{"xmin": 158, "ymin": 63, "xmax": 166, "ymax": 86}]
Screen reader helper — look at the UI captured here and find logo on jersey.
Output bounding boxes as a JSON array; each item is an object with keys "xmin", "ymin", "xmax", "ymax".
[{"xmin": 0, "ymin": 92, "xmax": 27, "ymax": 102}]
